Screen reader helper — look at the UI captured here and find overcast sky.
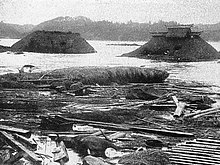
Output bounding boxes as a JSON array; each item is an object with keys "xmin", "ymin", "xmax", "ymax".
[{"xmin": 0, "ymin": 0, "xmax": 220, "ymax": 25}]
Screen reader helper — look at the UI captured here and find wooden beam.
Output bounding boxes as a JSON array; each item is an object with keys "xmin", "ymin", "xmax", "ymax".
[
  {"xmin": 0, "ymin": 131, "xmax": 41, "ymax": 164},
  {"xmin": 57, "ymin": 115, "xmax": 194, "ymax": 137},
  {"xmin": 0, "ymin": 124, "xmax": 31, "ymax": 138}
]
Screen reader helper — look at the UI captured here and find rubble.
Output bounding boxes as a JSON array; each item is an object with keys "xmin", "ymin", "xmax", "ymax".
[{"xmin": 0, "ymin": 70, "xmax": 220, "ymax": 164}]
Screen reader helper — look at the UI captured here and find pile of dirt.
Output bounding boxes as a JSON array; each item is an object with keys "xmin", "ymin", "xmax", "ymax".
[
  {"xmin": 122, "ymin": 36, "xmax": 220, "ymax": 62},
  {"xmin": 10, "ymin": 31, "xmax": 96, "ymax": 54}
]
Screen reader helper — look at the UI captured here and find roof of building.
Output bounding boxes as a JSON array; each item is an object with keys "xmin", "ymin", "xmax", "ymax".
[{"xmin": 150, "ymin": 24, "xmax": 202, "ymax": 38}]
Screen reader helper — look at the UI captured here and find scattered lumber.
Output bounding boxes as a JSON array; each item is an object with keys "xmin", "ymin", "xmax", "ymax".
[
  {"xmin": 54, "ymin": 115, "xmax": 194, "ymax": 137},
  {"xmin": 0, "ymin": 131, "xmax": 41, "ymax": 164}
]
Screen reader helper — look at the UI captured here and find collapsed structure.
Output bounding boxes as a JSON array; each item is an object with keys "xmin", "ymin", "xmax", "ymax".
[
  {"xmin": 122, "ymin": 24, "xmax": 220, "ymax": 62},
  {"xmin": 10, "ymin": 31, "xmax": 96, "ymax": 54}
]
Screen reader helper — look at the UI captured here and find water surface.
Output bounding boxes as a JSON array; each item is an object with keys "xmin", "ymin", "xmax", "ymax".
[{"xmin": 0, "ymin": 39, "xmax": 220, "ymax": 86}]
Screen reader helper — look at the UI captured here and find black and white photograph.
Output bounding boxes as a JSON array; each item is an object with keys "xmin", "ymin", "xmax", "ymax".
[{"xmin": 0, "ymin": 0, "xmax": 220, "ymax": 164}]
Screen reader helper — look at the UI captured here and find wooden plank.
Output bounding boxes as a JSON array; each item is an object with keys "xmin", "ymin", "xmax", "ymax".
[
  {"xmin": 177, "ymin": 143, "xmax": 220, "ymax": 149},
  {"xmin": 169, "ymin": 157, "xmax": 212, "ymax": 165},
  {"xmin": 169, "ymin": 147, "xmax": 220, "ymax": 156},
  {"xmin": 168, "ymin": 153, "xmax": 220, "ymax": 164},
  {"xmin": 186, "ymin": 140, "xmax": 220, "ymax": 147},
  {"xmin": 0, "ymin": 124, "xmax": 31, "ymax": 138},
  {"xmin": 196, "ymin": 138, "xmax": 220, "ymax": 144},
  {"xmin": 107, "ymin": 132, "xmax": 126, "ymax": 140},
  {"xmin": 193, "ymin": 108, "xmax": 220, "ymax": 118},
  {"xmin": 0, "ymin": 131, "xmax": 41, "ymax": 164},
  {"xmin": 13, "ymin": 134, "xmax": 37, "ymax": 150},
  {"xmin": 184, "ymin": 107, "xmax": 219, "ymax": 118},
  {"xmin": 166, "ymin": 149, "xmax": 220, "ymax": 159},
  {"xmin": 173, "ymin": 146, "xmax": 220, "ymax": 154}
]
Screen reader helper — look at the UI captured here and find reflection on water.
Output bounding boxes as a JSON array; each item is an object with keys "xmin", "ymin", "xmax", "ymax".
[{"xmin": 0, "ymin": 39, "xmax": 220, "ymax": 86}]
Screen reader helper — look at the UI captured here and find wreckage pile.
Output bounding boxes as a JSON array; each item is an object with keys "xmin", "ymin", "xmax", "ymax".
[{"xmin": 0, "ymin": 66, "xmax": 220, "ymax": 164}]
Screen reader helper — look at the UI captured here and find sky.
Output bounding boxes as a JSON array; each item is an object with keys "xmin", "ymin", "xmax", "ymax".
[{"xmin": 0, "ymin": 0, "xmax": 220, "ymax": 25}]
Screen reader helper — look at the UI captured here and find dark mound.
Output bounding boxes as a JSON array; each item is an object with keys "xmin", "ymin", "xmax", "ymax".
[
  {"xmin": 122, "ymin": 36, "xmax": 220, "ymax": 62},
  {"xmin": 11, "ymin": 31, "xmax": 96, "ymax": 54},
  {"xmin": 49, "ymin": 66, "xmax": 169, "ymax": 85},
  {"xmin": 0, "ymin": 45, "xmax": 10, "ymax": 53}
]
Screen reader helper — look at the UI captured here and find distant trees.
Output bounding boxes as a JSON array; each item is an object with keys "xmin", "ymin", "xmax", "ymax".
[{"xmin": 1, "ymin": 16, "xmax": 220, "ymax": 41}]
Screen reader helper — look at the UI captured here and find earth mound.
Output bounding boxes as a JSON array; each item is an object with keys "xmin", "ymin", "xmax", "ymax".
[
  {"xmin": 11, "ymin": 31, "xmax": 96, "ymax": 54},
  {"xmin": 122, "ymin": 36, "xmax": 220, "ymax": 62},
  {"xmin": 122, "ymin": 25, "xmax": 220, "ymax": 62}
]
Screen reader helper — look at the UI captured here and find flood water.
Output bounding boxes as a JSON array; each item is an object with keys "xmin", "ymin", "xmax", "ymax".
[{"xmin": 0, "ymin": 39, "xmax": 220, "ymax": 86}]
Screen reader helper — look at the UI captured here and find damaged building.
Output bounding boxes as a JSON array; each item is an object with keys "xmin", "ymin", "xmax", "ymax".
[{"xmin": 122, "ymin": 24, "xmax": 220, "ymax": 62}]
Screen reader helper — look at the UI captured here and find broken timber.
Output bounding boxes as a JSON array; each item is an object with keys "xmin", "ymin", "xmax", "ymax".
[
  {"xmin": 0, "ymin": 124, "xmax": 31, "ymax": 138},
  {"xmin": 0, "ymin": 131, "xmax": 41, "ymax": 164},
  {"xmin": 54, "ymin": 115, "xmax": 194, "ymax": 137},
  {"xmin": 172, "ymin": 96, "xmax": 186, "ymax": 117}
]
